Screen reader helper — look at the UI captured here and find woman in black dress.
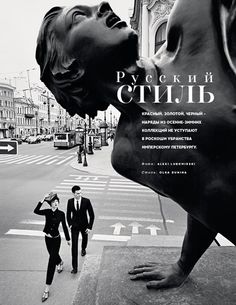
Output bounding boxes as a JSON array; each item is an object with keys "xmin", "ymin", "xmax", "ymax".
[{"xmin": 34, "ymin": 192, "xmax": 70, "ymax": 302}]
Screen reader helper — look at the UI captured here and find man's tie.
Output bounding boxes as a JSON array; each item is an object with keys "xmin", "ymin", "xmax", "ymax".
[{"xmin": 76, "ymin": 200, "xmax": 79, "ymax": 211}]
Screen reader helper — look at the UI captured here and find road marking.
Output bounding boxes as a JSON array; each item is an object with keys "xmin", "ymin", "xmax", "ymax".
[
  {"xmin": 60, "ymin": 182, "xmax": 106, "ymax": 186},
  {"xmin": 99, "ymin": 216, "xmax": 174, "ymax": 223},
  {"xmin": 56, "ymin": 155, "xmax": 74, "ymax": 165},
  {"xmin": 5, "ymin": 229, "xmax": 130, "ymax": 242},
  {"xmin": 0, "ymin": 155, "xmax": 29, "ymax": 162},
  {"xmin": 6, "ymin": 229, "xmax": 44, "ymax": 237},
  {"xmin": 109, "ymin": 181, "xmax": 140, "ymax": 185},
  {"xmin": 36, "ymin": 156, "xmax": 58, "ymax": 164},
  {"xmin": 69, "ymin": 175, "xmax": 109, "ymax": 179},
  {"xmin": 128, "ymin": 222, "xmax": 143, "ymax": 234},
  {"xmin": 52, "ymin": 189, "xmax": 105, "ymax": 193},
  {"xmin": 46, "ymin": 159, "xmax": 59, "ymax": 165},
  {"xmin": 54, "ymin": 186, "xmax": 105, "ymax": 191},
  {"xmin": 62, "ymin": 180, "xmax": 107, "ymax": 184},
  {"xmin": 5, "ymin": 155, "xmax": 36, "ymax": 164},
  {"xmin": 20, "ymin": 220, "xmax": 44, "ymax": 225},
  {"xmin": 0, "ymin": 154, "xmax": 74, "ymax": 166},
  {"xmin": 110, "ymin": 222, "xmax": 126, "ymax": 235},
  {"xmin": 26, "ymin": 155, "xmax": 51, "ymax": 164},
  {"xmin": 102, "ymin": 208, "xmax": 158, "ymax": 215},
  {"xmin": 107, "ymin": 184, "xmax": 149, "ymax": 189},
  {"xmin": 106, "ymin": 192, "xmax": 155, "ymax": 197},
  {"xmin": 145, "ymin": 225, "xmax": 161, "ymax": 235},
  {"xmin": 108, "ymin": 188, "xmax": 153, "ymax": 193},
  {"xmin": 91, "ymin": 234, "xmax": 131, "ymax": 242},
  {"xmin": 104, "ymin": 200, "xmax": 157, "ymax": 205}
]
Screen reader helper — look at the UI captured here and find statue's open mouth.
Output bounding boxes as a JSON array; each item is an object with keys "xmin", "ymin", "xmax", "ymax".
[{"xmin": 106, "ymin": 13, "xmax": 127, "ymax": 29}]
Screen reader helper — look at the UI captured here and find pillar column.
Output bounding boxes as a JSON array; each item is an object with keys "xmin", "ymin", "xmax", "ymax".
[{"xmin": 141, "ymin": 0, "xmax": 149, "ymax": 57}]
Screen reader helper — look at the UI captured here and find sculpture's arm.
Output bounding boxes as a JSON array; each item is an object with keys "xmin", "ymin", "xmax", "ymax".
[
  {"xmin": 128, "ymin": 214, "xmax": 217, "ymax": 289},
  {"xmin": 176, "ymin": 214, "xmax": 217, "ymax": 276}
]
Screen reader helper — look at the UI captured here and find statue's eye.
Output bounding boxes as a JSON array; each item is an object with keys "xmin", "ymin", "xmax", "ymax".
[{"xmin": 72, "ymin": 11, "xmax": 86, "ymax": 22}]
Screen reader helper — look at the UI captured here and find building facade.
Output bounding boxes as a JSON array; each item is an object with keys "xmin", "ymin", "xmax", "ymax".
[
  {"xmin": 130, "ymin": 0, "xmax": 175, "ymax": 57},
  {"xmin": 14, "ymin": 97, "xmax": 39, "ymax": 136},
  {"xmin": 0, "ymin": 83, "xmax": 16, "ymax": 138}
]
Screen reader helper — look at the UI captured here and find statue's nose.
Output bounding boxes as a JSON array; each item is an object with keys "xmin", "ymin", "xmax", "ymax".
[{"xmin": 97, "ymin": 1, "xmax": 112, "ymax": 17}]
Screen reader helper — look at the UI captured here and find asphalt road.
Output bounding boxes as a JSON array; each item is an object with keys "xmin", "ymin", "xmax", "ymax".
[
  {"xmin": 0, "ymin": 140, "xmax": 188, "ymax": 305},
  {"xmin": 0, "ymin": 141, "xmax": 187, "ymax": 240}
]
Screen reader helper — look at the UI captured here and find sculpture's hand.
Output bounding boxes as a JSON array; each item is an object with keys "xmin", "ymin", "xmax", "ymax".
[{"xmin": 128, "ymin": 262, "xmax": 188, "ymax": 289}]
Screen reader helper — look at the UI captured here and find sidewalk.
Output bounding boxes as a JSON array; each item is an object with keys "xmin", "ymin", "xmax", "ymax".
[{"xmin": 70, "ymin": 141, "xmax": 120, "ymax": 177}]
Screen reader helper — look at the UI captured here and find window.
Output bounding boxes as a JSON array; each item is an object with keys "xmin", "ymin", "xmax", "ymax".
[{"xmin": 155, "ymin": 22, "xmax": 167, "ymax": 53}]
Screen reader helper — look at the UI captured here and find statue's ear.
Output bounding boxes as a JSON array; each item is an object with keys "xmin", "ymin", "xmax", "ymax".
[{"xmin": 50, "ymin": 46, "xmax": 75, "ymax": 76}]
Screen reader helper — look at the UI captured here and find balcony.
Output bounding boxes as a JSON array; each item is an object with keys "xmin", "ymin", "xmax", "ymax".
[{"xmin": 25, "ymin": 113, "xmax": 35, "ymax": 118}]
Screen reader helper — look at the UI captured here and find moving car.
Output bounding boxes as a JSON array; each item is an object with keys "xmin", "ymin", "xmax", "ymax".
[{"xmin": 27, "ymin": 136, "xmax": 41, "ymax": 144}]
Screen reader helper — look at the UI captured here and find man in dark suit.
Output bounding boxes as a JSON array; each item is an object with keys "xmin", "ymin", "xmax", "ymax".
[{"xmin": 67, "ymin": 185, "xmax": 95, "ymax": 274}]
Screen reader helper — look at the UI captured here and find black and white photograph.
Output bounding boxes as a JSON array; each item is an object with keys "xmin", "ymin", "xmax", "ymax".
[{"xmin": 0, "ymin": 0, "xmax": 236, "ymax": 304}]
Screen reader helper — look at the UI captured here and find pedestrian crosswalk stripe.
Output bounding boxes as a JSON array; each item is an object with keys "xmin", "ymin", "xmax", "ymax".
[
  {"xmin": 54, "ymin": 186, "xmax": 105, "ymax": 190},
  {"xmin": 5, "ymin": 229, "xmax": 68, "ymax": 239},
  {"xmin": 6, "ymin": 229, "xmax": 44, "ymax": 237},
  {"xmin": 109, "ymin": 181, "xmax": 140, "ymax": 185},
  {"xmin": 21, "ymin": 220, "xmax": 44, "ymax": 225},
  {"xmin": 110, "ymin": 178, "xmax": 135, "ymax": 182},
  {"xmin": 60, "ymin": 183, "xmax": 106, "ymax": 187},
  {"xmin": 5, "ymin": 229, "xmax": 129, "ymax": 242},
  {"xmin": 0, "ymin": 154, "xmax": 75, "ymax": 166},
  {"xmin": 26, "ymin": 155, "xmax": 51, "ymax": 164},
  {"xmin": 92, "ymin": 234, "xmax": 131, "ymax": 242},
  {"xmin": 5, "ymin": 229, "xmax": 234, "ymax": 245},
  {"xmin": 52, "ymin": 189, "xmax": 105, "ymax": 193},
  {"xmin": 5, "ymin": 155, "xmax": 35, "ymax": 164},
  {"xmin": 108, "ymin": 188, "xmax": 152, "ymax": 193},
  {"xmin": 0, "ymin": 155, "xmax": 29, "ymax": 162},
  {"xmin": 103, "ymin": 208, "xmax": 158, "ymax": 215},
  {"xmin": 108, "ymin": 185, "xmax": 149, "ymax": 189},
  {"xmin": 56, "ymin": 155, "xmax": 74, "ymax": 165},
  {"xmin": 99, "ymin": 216, "xmax": 174, "ymax": 223},
  {"xmin": 36, "ymin": 156, "xmax": 57, "ymax": 164},
  {"xmin": 69, "ymin": 174, "xmax": 109, "ymax": 178},
  {"xmin": 63, "ymin": 179, "xmax": 107, "ymax": 184},
  {"xmin": 46, "ymin": 159, "xmax": 59, "ymax": 165}
]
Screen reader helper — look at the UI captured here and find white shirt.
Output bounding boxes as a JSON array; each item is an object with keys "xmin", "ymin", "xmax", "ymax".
[{"xmin": 74, "ymin": 197, "xmax": 82, "ymax": 211}]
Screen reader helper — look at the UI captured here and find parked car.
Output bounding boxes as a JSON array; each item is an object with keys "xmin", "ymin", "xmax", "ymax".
[
  {"xmin": 21, "ymin": 136, "xmax": 29, "ymax": 142},
  {"xmin": 11, "ymin": 138, "xmax": 22, "ymax": 144},
  {"xmin": 28, "ymin": 136, "xmax": 41, "ymax": 144},
  {"xmin": 45, "ymin": 134, "xmax": 54, "ymax": 141},
  {"xmin": 36, "ymin": 135, "xmax": 42, "ymax": 142}
]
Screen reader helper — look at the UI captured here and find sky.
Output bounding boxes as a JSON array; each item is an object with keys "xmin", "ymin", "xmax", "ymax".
[{"xmin": 0, "ymin": 0, "xmax": 134, "ymax": 88}]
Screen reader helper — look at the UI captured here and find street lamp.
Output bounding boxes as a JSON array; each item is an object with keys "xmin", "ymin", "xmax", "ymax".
[
  {"xmin": 42, "ymin": 90, "xmax": 54, "ymax": 134},
  {"xmin": 110, "ymin": 110, "xmax": 112, "ymax": 129},
  {"xmin": 83, "ymin": 121, "xmax": 88, "ymax": 166},
  {"xmin": 87, "ymin": 116, "xmax": 94, "ymax": 155}
]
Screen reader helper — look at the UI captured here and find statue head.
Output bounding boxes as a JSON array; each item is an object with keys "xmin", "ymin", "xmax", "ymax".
[{"xmin": 36, "ymin": 2, "xmax": 138, "ymax": 118}]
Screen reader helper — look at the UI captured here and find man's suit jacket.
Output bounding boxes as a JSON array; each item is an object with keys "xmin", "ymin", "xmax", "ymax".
[{"xmin": 67, "ymin": 197, "xmax": 94, "ymax": 230}]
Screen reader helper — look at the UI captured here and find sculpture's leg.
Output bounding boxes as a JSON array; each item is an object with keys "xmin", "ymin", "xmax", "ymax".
[{"xmin": 128, "ymin": 214, "xmax": 217, "ymax": 289}]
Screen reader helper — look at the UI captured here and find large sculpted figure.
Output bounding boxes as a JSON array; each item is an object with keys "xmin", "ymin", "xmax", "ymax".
[{"xmin": 36, "ymin": 0, "xmax": 236, "ymax": 289}]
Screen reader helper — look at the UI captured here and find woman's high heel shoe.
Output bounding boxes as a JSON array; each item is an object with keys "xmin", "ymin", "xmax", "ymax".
[
  {"xmin": 42, "ymin": 291, "xmax": 49, "ymax": 302},
  {"xmin": 57, "ymin": 260, "xmax": 64, "ymax": 273}
]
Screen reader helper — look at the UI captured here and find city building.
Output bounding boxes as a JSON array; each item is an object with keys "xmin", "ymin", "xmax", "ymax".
[
  {"xmin": 0, "ymin": 83, "xmax": 16, "ymax": 138},
  {"xmin": 14, "ymin": 96, "xmax": 38, "ymax": 136},
  {"xmin": 130, "ymin": 0, "xmax": 175, "ymax": 57}
]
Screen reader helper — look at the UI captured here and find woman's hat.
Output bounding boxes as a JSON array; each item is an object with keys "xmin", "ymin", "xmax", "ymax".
[{"xmin": 44, "ymin": 192, "xmax": 59, "ymax": 204}]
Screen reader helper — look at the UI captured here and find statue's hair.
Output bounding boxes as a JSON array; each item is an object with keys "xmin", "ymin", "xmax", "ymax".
[{"xmin": 36, "ymin": 6, "xmax": 88, "ymax": 117}]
